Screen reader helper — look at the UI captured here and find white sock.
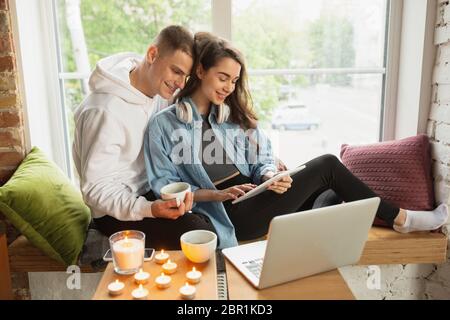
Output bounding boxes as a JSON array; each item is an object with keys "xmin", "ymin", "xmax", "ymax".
[{"xmin": 393, "ymin": 203, "xmax": 449, "ymax": 233}]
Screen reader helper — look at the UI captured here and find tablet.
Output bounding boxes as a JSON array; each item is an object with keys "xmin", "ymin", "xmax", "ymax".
[{"xmin": 231, "ymin": 165, "xmax": 306, "ymax": 204}]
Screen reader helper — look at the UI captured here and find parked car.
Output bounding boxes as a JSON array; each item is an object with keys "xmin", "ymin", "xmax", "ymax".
[{"xmin": 271, "ymin": 103, "xmax": 321, "ymax": 130}]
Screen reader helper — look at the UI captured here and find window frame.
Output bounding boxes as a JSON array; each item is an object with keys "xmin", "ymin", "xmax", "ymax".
[{"xmin": 12, "ymin": 0, "xmax": 418, "ymax": 177}]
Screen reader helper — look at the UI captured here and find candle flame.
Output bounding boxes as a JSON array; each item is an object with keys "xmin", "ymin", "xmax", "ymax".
[
  {"xmin": 167, "ymin": 259, "xmax": 171, "ymax": 264},
  {"xmin": 185, "ymin": 282, "xmax": 189, "ymax": 287},
  {"xmin": 192, "ymin": 267, "xmax": 196, "ymax": 272},
  {"xmin": 139, "ymin": 284, "xmax": 143, "ymax": 289},
  {"xmin": 115, "ymin": 279, "xmax": 119, "ymax": 284},
  {"xmin": 139, "ymin": 268, "xmax": 143, "ymax": 273},
  {"xmin": 161, "ymin": 272, "xmax": 164, "ymax": 277},
  {"xmin": 161, "ymin": 249, "xmax": 164, "ymax": 254},
  {"xmin": 121, "ymin": 236, "xmax": 134, "ymax": 248}
]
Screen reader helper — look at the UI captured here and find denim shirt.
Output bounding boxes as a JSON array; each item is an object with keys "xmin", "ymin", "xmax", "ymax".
[{"xmin": 144, "ymin": 97, "xmax": 277, "ymax": 248}]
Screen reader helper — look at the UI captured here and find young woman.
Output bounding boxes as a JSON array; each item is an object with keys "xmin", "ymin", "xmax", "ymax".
[{"xmin": 144, "ymin": 32, "xmax": 448, "ymax": 249}]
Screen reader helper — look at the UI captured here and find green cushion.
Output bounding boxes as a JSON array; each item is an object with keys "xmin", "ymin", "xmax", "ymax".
[{"xmin": 0, "ymin": 147, "xmax": 90, "ymax": 265}]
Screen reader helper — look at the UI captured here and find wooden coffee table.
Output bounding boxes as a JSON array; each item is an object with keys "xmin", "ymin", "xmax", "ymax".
[
  {"xmin": 93, "ymin": 250, "xmax": 354, "ymax": 300},
  {"xmin": 92, "ymin": 251, "xmax": 217, "ymax": 300},
  {"xmin": 225, "ymin": 259, "xmax": 355, "ymax": 300}
]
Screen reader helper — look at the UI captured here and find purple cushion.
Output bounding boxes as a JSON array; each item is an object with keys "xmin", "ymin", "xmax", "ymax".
[{"xmin": 340, "ymin": 134, "xmax": 435, "ymax": 226}]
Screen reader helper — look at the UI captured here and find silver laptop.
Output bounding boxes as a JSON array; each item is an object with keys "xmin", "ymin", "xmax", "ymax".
[{"xmin": 222, "ymin": 197, "xmax": 380, "ymax": 289}]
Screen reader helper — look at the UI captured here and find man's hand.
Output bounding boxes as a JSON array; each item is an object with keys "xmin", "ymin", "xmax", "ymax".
[{"xmin": 151, "ymin": 192, "xmax": 194, "ymax": 219}]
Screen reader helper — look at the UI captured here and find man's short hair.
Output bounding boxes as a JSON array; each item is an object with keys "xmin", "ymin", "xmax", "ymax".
[{"xmin": 154, "ymin": 25, "xmax": 194, "ymax": 58}]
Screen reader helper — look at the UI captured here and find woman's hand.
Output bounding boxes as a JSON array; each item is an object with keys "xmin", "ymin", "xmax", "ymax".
[
  {"xmin": 275, "ymin": 157, "xmax": 288, "ymax": 171},
  {"xmin": 264, "ymin": 173, "xmax": 293, "ymax": 194},
  {"xmin": 214, "ymin": 183, "xmax": 256, "ymax": 202}
]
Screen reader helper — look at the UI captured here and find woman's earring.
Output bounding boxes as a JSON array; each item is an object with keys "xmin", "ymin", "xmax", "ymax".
[{"xmin": 176, "ymin": 101, "xmax": 193, "ymax": 123}]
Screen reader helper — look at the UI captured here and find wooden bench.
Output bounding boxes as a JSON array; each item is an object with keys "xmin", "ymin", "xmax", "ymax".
[
  {"xmin": 8, "ymin": 227, "xmax": 445, "ymax": 272},
  {"xmin": 8, "ymin": 235, "xmax": 98, "ymax": 273},
  {"xmin": 0, "ymin": 220, "xmax": 99, "ymax": 299},
  {"xmin": 0, "ymin": 221, "xmax": 13, "ymax": 299},
  {"xmin": 1, "ymin": 222, "xmax": 448, "ymax": 299},
  {"xmin": 359, "ymin": 226, "xmax": 448, "ymax": 265}
]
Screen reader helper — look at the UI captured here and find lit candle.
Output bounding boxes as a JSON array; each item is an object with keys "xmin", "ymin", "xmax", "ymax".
[
  {"xmin": 131, "ymin": 284, "xmax": 149, "ymax": 300},
  {"xmin": 134, "ymin": 268, "xmax": 150, "ymax": 285},
  {"xmin": 107, "ymin": 279, "xmax": 124, "ymax": 296},
  {"xmin": 162, "ymin": 259, "xmax": 177, "ymax": 274},
  {"xmin": 179, "ymin": 282, "xmax": 196, "ymax": 300},
  {"xmin": 155, "ymin": 272, "xmax": 171, "ymax": 289},
  {"xmin": 186, "ymin": 267, "xmax": 202, "ymax": 284},
  {"xmin": 112, "ymin": 236, "xmax": 144, "ymax": 271},
  {"xmin": 154, "ymin": 249, "xmax": 170, "ymax": 264}
]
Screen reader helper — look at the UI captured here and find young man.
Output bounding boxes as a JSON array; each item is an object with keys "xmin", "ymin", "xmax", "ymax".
[{"xmin": 73, "ymin": 26, "xmax": 215, "ymax": 249}]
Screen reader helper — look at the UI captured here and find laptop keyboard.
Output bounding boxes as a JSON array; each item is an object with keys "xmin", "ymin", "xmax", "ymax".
[{"xmin": 242, "ymin": 258, "xmax": 264, "ymax": 278}]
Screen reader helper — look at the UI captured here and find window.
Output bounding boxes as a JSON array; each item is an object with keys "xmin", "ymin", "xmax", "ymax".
[
  {"xmin": 54, "ymin": 0, "xmax": 211, "ymax": 178},
  {"xmin": 233, "ymin": 0, "xmax": 388, "ymax": 168},
  {"xmin": 51, "ymin": 0, "xmax": 389, "ymax": 176}
]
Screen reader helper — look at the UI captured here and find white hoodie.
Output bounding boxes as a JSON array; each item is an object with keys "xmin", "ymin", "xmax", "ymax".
[{"xmin": 73, "ymin": 53, "xmax": 168, "ymax": 221}]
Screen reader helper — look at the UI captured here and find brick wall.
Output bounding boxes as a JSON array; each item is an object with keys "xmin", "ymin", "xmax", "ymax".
[
  {"xmin": 429, "ymin": 0, "xmax": 450, "ymax": 207},
  {"xmin": 0, "ymin": 0, "xmax": 29, "ymax": 300},
  {"xmin": 424, "ymin": 0, "xmax": 450, "ymax": 299},
  {"xmin": 0, "ymin": 0, "xmax": 26, "ymax": 185}
]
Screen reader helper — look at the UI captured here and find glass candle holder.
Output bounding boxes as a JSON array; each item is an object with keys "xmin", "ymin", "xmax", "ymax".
[{"xmin": 109, "ymin": 230, "xmax": 145, "ymax": 275}]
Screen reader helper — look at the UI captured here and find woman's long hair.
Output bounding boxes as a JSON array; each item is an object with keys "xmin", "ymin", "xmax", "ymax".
[{"xmin": 176, "ymin": 32, "xmax": 258, "ymax": 129}]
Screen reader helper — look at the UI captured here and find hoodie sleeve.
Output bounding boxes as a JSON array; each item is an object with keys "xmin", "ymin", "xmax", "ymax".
[{"xmin": 75, "ymin": 108, "xmax": 153, "ymax": 221}]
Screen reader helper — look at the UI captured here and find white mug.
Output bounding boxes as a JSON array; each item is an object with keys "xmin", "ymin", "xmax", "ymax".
[
  {"xmin": 180, "ymin": 230, "xmax": 217, "ymax": 263},
  {"xmin": 160, "ymin": 182, "xmax": 191, "ymax": 207}
]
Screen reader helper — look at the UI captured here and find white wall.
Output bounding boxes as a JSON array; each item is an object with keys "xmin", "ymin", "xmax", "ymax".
[
  {"xmin": 424, "ymin": 0, "xmax": 450, "ymax": 299},
  {"xmin": 395, "ymin": 0, "xmax": 437, "ymax": 139}
]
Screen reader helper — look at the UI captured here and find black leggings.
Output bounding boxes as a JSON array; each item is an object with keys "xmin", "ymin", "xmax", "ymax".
[
  {"xmin": 220, "ymin": 154, "xmax": 400, "ymax": 241},
  {"xmin": 94, "ymin": 191, "xmax": 216, "ymax": 250}
]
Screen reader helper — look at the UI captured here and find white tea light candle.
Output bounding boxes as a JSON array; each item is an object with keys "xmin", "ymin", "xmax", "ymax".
[
  {"xmin": 154, "ymin": 249, "xmax": 169, "ymax": 264},
  {"xmin": 179, "ymin": 282, "xmax": 196, "ymax": 300},
  {"xmin": 186, "ymin": 267, "xmax": 202, "ymax": 284},
  {"xmin": 162, "ymin": 259, "xmax": 177, "ymax": 274},
  {"xmin": 131, "ymin": 284, "xmax": 149, "ymax": 300},
  {"xmin": 134, "ymin": 268, "xmax": 150, "ymax": 285},
  {"xmin": 155, "ymin": 272, "xmax": 171, "ymax": 289},
  {"xmin": 107, "ymin": 279, "xmax": 124, "ymax": 296}
]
